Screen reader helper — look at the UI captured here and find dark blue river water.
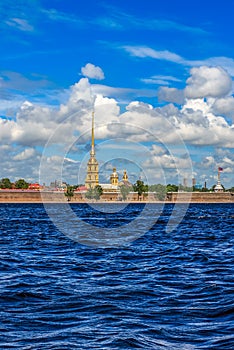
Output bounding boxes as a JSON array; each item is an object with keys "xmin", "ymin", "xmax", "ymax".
[{"xmin": 0, "ymin": 203, "xmax": 233, "ymax": 349}]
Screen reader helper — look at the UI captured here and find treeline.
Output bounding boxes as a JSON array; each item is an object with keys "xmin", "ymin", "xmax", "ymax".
[
  {"xmin": 122, "ymin": 181, "xmax": 234, "ymax": 201},
  {"xmin": 0, "ymin": 178, "xmax": 29, "ymax": 189},
  {"xmin": 1, "ymin": 177, "xmax": 234, "ymax": 194}
]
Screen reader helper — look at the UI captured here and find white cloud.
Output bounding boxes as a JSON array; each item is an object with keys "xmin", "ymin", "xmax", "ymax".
[
  {"xmin": 95, "ymin": 6, "xmax": 206, "ymax": 34},
  {"xmin": 0, "ymin": 71, "xmax": 51, "ymax": 91},
  {"xmin": 142, "ymin": 75, "xmax": 181, "ymax": 86},
  {"xmin": 202, "ymin": 57, "xmax": 234, "ymax": 77},
  {"xmin": 0, "ymin": 77, "xmax": 122, "ymax": 154},
  {"xmin": 0, "ymin": 71, "xmax": 234, "ymax": 186},
  {"xmin": 193, "ymin": 151, "xmax": 234, "ymax": 187},
  {"xmin": 202, "ymin": 156, "xmax": 215, "ymax": 168},
  {"xmin": 94, "ymin": 94, "xmax": 120, "ymax": 124},
  {"xmin": 1, "ymin": 76, "xmax": 233, "ymax": 153},
  {"xmin": 122, "ymin": 45, "xmax": 234, "ymax": 77},
  {"xmin": 123, "ymin": 45, "xmax": 183, "ymax": 63},
  {"xmin": 0, "ymin": 99, "xmax": 24, "ymax": 115},
  {"xmin": 92, "ymin": 83, "xmax": 156, "ymax": 103},
  {"xmin": 64, "ymin": 157, "xmax": 80, "ymax": 163},
  {"xmin": 143, "ymin": 152, "xmax": 191, "ymax": 170},
  {"xmin": 81, "ymin": 63, "xmax": 105, "ymax": 80},
  {"xmin": 158, "ymin": 87, "xmax": 184, "ymax": 104},
  {"xmin": 142, "ymin": 78, "xmax": 169, "ymax": 86},
  {"xmin": 223, "ymin": 156, "xmax": 234, "ymax": 167},
  {"xmin": 212, "ymin": 96, "xmax": 234, "ymax": 121},
  {"xmin": 115, "ymin": 96, "xmax": 234, "ymax": 149},
  {"xmin": 175, "ymin": 98, "xmax": 234, "ymax": 147},
  {"xmin": 5, "ymin": 18, "xmax": 33, "ymax": 31},
  {"xmin": 184, "ymin": 66, "xmax": 232, "ymax": 99},
  {"xmin": 142, "ymin": 146, "xmax": 193, "ymax": 185},
  {"xmin": 150, "ymin": 144, "xmax": 167, "ymax": 155},
  {"xmin": 42, "ymin": 8, "xmax": 81, "ymax": 24},
  {"xmin": 13, "ymin": 148, "xmax": 36, "ymax": 160}
]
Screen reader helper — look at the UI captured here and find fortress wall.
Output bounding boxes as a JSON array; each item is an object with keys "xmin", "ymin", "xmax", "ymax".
[
  {"xmin": 167, "ymin": 192, "xmax": 234, "ymax": 203},
  {"xmin": 0, "ymin": 191, "xmax": 152, "ymax": 202},
  {"xmin": 0, "ymin": 191, "xmax": 83, "ymax": 203},
  {"xmin": 0, "ymin": 190, "xmax": 233, "ymax": 203},
  {"xmin": 0, "ymin": 191, "xmax": 43, "ymax": 202}
]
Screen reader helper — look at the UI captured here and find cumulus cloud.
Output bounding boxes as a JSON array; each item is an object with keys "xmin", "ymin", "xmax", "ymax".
[
  {"xmin": 212, "ymin": 96, "xmax": 234, "ymax": 121},
  {"xmin": 199, "ymin": 156, "xmax": 215, "ymax": 169},
  {"xmin": 0, "ymin": 68, "xmax": 234, "ymax": 186},
  {"xmin": 150, "ymin": 144, "xmax": 167, "ymax": 155},
  {"xmin": 184, "ymin": 66, "xmax": 232, "ymax": 99},
  {"xmin": 157, "ymin": 66, "xmax": 232, "ymax": 104},
  {"xmin": 142, "ymin": 144, "xmax": 193, "ymax": 186},
  {"xmin": 143, "ymin": 152, "xmax": 191, "ymax": 170},
  {"xmin": 13, "ymin": 148, "xmax": 36, "ymax": 160},
  {"xmin": 158, "ymin": 86, "xmax": 184, "ymax": 104},
  {"xmin": 81, "ymin": 63, "xmax": 105, "ymax": 80},
  {"xmin": 1, "ymin": 75, "xmax": 233, "ymax": 153},
  {"xmin": 0, "ymin": 78, "xmax": 94, "ymax": 148},
  {"xmin": 114, "ymin": 95, "xmax": 234, "ymax": 149},
  {"xmin": 173, "ymin": 98, "xmax": 234, "ymax": 147}
]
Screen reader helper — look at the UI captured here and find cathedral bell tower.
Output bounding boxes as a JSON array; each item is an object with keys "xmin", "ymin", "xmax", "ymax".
[
  {"xmin": 110, "ymin": 167, "xmax": 119, "ymax": 185},
  {"xmin": 85, "ymin": 112, "xmax": 99, "ymax": 189}
]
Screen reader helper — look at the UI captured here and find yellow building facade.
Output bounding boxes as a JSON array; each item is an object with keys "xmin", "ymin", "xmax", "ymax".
[{"xmin": 110, "ymin": 167, "xmax": 119, "ymax": 185}]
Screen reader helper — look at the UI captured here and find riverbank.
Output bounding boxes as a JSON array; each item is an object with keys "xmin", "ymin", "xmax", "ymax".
[{"xmin": 0, "ymin": 190, "xmax": 234, "ymax": 203}]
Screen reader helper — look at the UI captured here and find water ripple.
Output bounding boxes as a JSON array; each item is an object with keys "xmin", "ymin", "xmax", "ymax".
[{"xmin": 0, "ymin": 203, "xmax": 233, "ymax": 349}]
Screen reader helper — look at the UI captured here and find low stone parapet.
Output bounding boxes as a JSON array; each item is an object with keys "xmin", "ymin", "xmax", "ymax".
[{"xmin": 167, "ymin": 192, "xmax": 234, "ymax": 203}]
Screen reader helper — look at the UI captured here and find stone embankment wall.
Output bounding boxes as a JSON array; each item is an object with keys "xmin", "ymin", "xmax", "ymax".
[
  {"xmin": 0, "ymin": 191, "xmax": 153, "ymax": 202},
  {"xmin": 0, "ymin": 190, "xmax": 233, "ymax": 203},
  {"xmin": 0, "ymin": 191, "xmax": 82, "ymax": 202},
  {"xmin": 167, "ymin": 192, "xmax": 234, "ymax": 203}
]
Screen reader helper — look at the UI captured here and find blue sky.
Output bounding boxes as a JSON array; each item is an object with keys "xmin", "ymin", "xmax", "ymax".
[{"xmin": 0, "ymin": 0, "xmax": 234, "ymax": 188}]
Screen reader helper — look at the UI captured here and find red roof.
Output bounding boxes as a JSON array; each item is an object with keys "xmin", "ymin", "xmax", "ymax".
[
  {"xmin": 75, "ymin": 186, "xmax": 87, "ymax": 191},
  {"xmin": 28, "ymin": 183, "xmax": 42, "ymax": 190}
]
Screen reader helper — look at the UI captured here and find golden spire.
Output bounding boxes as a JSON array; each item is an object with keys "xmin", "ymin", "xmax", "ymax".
[
  {"xmin": 123, "ymin": 170, "xmax": 128, "ymax": 181},
  {"xmin": 91, "ymin": 111, "xmax": 95, "ymax": 156},
  {"xmin": 85, "ymin": 110, "xmax": 99, "ymax": 189}
]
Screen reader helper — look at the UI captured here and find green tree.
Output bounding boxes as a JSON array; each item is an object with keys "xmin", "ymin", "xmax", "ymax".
[
  {"xmin": 85, "ymin": 185, "xmax": 103, "ymax": 200},
  {"xmin": 64, "ymin": 185, "xmax": 74, "ymax": 201},
  {"xmin": 94, "ymin": 185, "xmax": 103, "ymax": 200},
  {"xmin": 178, "ymin": 185, "xmax": 193, "ymax": 192},
  {"xmin": 120, "ymin": 185, "xmax": 132, "ymax": 200},
  {"xmin": 133, "ymin": 180, "xmax": 148, "ymax": 200},
  {"xmin": 85, "ymin": 189, "xmax": 93, "ymax": 200},
  {"xmin": 0, "ymin": 178, "xmax": 12, "ymax": 189},
  {"xmin": 166, "ymin": 184, "xmax": 179, "ymax": 192},
  {"xmin": 201, "ymin": 187, "xmax": 209, "ymax": 192},
  {"xmin": 149, "ymin": 184, "xmax": 167, "ymax": 201},
  {"xmin": 15, "ymin": 179, "xmax": 29, "ymax": 189},
  {"xmin": 143, "ymin": 184, "xmax": 149, "ymax": 199}
]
